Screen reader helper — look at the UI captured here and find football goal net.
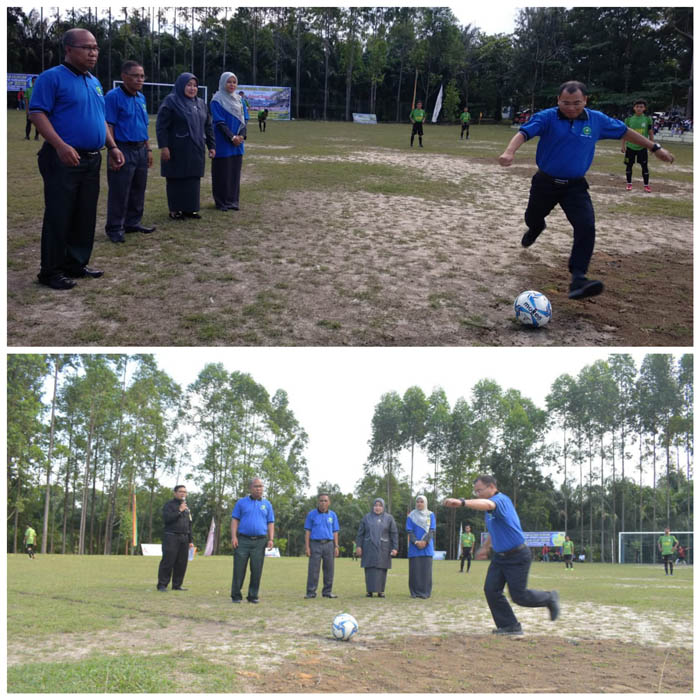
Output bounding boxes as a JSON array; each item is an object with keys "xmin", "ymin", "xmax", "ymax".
[
  {"xmin": 112, "ymin": 81, "xmax": 208, "ymax": 113},
  {"xmin": 618, "ymin": 531, "xmax": 693, "ymax": 564}
]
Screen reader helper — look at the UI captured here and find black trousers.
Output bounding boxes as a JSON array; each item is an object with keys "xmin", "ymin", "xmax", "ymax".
[
  {"xmin": 460, "ymin": 549, "xmax": 473, "ymax": 571},
  {"xmin": 624, "ymin": 147, "xmax": 649, "ymax": 184},
  {"xmin": 306, "ymin": 540, "xmax": 335, "ymax": 595},
  {"xmin": 211, "ymin": 155, "xmax": 242, "ymax": 210},
  {"xmin": 524, "ymin": 170, "xmax": 595, "ymax": 278},
  {"xmin": 157, "ymin": 533, "xmax": 190, "ymax": 589},
  {"xmin": 461, "ymin": 123, "xmax": 470, "ymax": 139},
  {"xmin": 26, "ymin": 116, "xmax": 39, "ymax": 139},
  {"xmin": 231, "ymin": 535, "xmax": 267, "ymax": 601},
  {"xmin": 411, "ymin": 122, "xmax": 424, "ymax": 144},
  {"xmin": 37, "ymin": 143, "xmax": 101, "ymax": 277},
  {"xmin": 106, "ymin": 143, "xmax": 149, "ymax": 240}
]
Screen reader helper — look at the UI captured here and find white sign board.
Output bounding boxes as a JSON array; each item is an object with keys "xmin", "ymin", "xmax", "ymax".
[{"xmin": 141, "ymin": 543, "xmax": 162, "ymax": 556}]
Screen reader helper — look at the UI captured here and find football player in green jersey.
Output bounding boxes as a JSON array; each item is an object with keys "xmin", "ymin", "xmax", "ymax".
[
  {"xmin": 460, "ymin": 107, "xmax": 471, "ymax": 140},
  {"xmin": 459, "ymin": 524, "xmax": 476, "ymax": 572},
  {"xmin": 409, "ymin": 101, "xmax": 426, "ymax": 148},
  {"xmin": 657, "ymin": 527, "xmax": 679, "ymax": 575},
  {"xmin": 561, "ymin": 535, "xmax": 574, "ymax": 570},
  {"xmin": 622, "ymin": 99, "xmax": 655, "ymax": 192}
]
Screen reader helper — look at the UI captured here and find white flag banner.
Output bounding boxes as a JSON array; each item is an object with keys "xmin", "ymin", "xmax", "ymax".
[
  {"xmin": 204, "ymin": 517, "xmax": 216, "ymax": 556},
  {"xmin": 431, "ymin": 84, "xmax": 444, "ymax": 123}
]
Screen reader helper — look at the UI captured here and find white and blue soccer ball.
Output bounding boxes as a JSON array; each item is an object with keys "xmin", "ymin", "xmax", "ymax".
[
  {"xmin": 514, "ymin": 290, "xmax": 552, "ymax": 327},
  {"xmin": 331, "ymin": 613, "xmax": 358, "ymax": 641}
]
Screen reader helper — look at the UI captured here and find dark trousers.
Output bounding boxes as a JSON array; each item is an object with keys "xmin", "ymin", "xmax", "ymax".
[
  {"xmin": 524, "ymin": 170, "xmax": 595, "ymax": 278},
  {"xmin": 484, "ymin": 546, "xmax": 553, "ymax": 629},
  {"xmin": 211, "ymin": 155, "xmax": 242, "ymax": 210},
  {"xmin": 662, "ymin": 554, "xmax": 674, "ymax": 574},
  {"xmin": 106, "ymin": 143, "xmax": 148, "ymax": 240},
  {"xmin": 258, "ymin": 119, "xmax": 266, "ymax": 132},
  {"xmin": 460, "ymin": 549, "xmax": 472, "ymax": 572},
  {"xmin": 306, "ymin": 540, "xmax": 335, "ymax": 595},
  {"xmin": 231, "ymin": 535, "xmax": 267, "ymax": 601},
  {"xmin": 37, "ymin": 143, "xmax": 101, "ymax": 277},
  {"xmin": 624, "ymin": 147, "xmax": 649, "ymax": 184},
  {"xmin": 157, "ymin": 533, "xmax": 190, "ymax": 589},
  {"xmin": 564, "ymin": 554, "xmax": 573, "ymax": 568},
  {"xmin": 461, "ymin": 123, "xmax": 470, "ymax": 139},
  {"xmin": 411, "ymin": 122, "xmax": 424, "ymax": 145},
  {"xmin": 26, "ymin": 115, "xmax": 38, "ymax": 139}
]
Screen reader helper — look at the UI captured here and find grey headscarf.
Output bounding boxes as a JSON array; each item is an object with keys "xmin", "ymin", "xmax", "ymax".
[
  {"xmin": 161, "ymin": 72, "xmax": 205, "ymax": 149},
  {"xmin": 408, "ymin": 495, "xmax": 432, "ymax": 533},
  {"xmin": 211, "ymin": 72, "xmax": 244, "ymax": 124}
]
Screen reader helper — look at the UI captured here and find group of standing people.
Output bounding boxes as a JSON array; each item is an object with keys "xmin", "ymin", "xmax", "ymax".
[{"xmin": 26, "ymin": 26, "xmax": 265, "ymax": 290}]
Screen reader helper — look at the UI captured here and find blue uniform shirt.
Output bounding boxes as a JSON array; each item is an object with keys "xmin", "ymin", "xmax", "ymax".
[
  {"xmin": 484, "ymin": 492, "xmax": 525, "ymax": 553},
  {"xmin": 232, "ymin": 495, "xmax": 275, "ymax": 536},
  {"xmin": 406, "ymin": 512, "xmax": 436, "ymax": 558},
  {"xmin": 304, "ymin": 509, "xmax": 340, "ymax": 540},
  {"xmin": 104, "ymin": 86, "xmax": 149, "ymax": 142},
  {"xmin": 29, "ymin": 64, "xmax": 106, "ymax": 150},
  {"xmin": 519, "ymin": 107, "xmax": 627, "ymax": 179},
  {"xmin": 210, "ymin": 100, "xmax": 245, "ymax": 159}
]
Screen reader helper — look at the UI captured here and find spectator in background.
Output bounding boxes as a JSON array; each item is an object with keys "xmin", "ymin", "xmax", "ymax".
[
  {"xmin": 23, "ymin": 523, "xmax": 37, "ymax": 559},
  {"xmin": 156, "ymin": 72, "xmax": 215, "ymax": 220},
  {"xmin": 258, "ymin": 108, "xmax": 269, "ymax": 132},
  {"xmin": 238, "ymin": 91, "xmax": 250, "ymax": 125},
  {"xmin": 25, "ymin": 76, "xmax": 39, "ymax": 140},
  {"xmin": 542, "ymin": 544, "xmax": 550, "ymax": 562},
  {"xmin": 17, "ymin": 88, "xmax": 25, "ymax": 110},
  {"xmin": 210, "ymin": 71, "xmax": 246, "ymax": 212}
]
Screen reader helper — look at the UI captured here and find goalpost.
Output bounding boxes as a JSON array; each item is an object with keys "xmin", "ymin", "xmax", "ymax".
[
  {"xmin": 618, "ymin": 531, "xmax": 693, "ymax": 564},
  {"xmin": 112, "ymin": 81, "xmax": 208, "ymax": 112}
]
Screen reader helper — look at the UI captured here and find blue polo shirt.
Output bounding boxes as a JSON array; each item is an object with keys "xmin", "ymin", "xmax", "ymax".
[
  {"xmin": 29, "ymin": 63, "xmax": 106, "ymax": 150},
  {"xmin": 519, "ymin": 107, "xmax": 627, "ymax": 179},
  {"xmin": 104, "ymin": 86, "xmax": 149, "ymax": 142},
  {"xmin": 232, "ymin": 496, "xmax": 275, "ymax": 536},
  {"xmin": 484, "ymin": 492, "xmax": 525, "ymax": 553},
  {"xmin": 304, "ymin": 509, "xmax": 340, "ymax": 540}
]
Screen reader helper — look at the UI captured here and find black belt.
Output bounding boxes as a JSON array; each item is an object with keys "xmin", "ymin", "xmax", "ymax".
[
  {"xmin": 116, "ymin": 140, "xmax": 148, "ymax": 148},
  {"xmin": 537, "ymin": 169, "xmax": 585, "ymax": 186},
  {"xmin": 311, "ymin": 539, "xmax": 333, "ymax": 543},
  {"xmin": 240, "ymin": 534, "xmax": 265, "ymax": 539},
  {"xmin": 75, "ymin": 149, "xmax": 101, "ymax": 158},
  {"xmin": 495, "ymin": 543, "xmax": 527, "ymax": 558}
]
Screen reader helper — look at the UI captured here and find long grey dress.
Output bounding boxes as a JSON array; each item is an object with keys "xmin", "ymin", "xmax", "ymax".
[{"xmin": 356, "ymin": 509, "xmax": 398, "ymax": 593}]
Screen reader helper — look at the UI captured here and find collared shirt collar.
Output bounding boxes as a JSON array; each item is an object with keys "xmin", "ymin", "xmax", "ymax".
[
  {"xmin": 119, "ymin": 83, "xmax": 139, "ymax": 97},
  {"xmin": 63, "ymin": 60, "xmax": 89, "ymax": 77},
  {"xmin": 557, "ymin": 107, "xmax": 588, "ymax": 121}
]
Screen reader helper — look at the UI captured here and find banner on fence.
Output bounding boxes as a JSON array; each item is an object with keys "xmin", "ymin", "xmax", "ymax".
[
  {"xmin": 238, "ymin": 84, "xmax": 291, "ymax": 120},
  {"xmin": 352, "ymin": 113, "xmax": 378, "ymax": 124}
]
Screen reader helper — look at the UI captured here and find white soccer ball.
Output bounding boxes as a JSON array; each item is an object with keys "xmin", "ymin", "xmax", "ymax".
[
  {"xmin": 514, "ymin": 290, "xmax": 552, "ymax": 327},
  {"xmin": 331, "ymin": 613, "xmax": 358, "ymax": 641}
]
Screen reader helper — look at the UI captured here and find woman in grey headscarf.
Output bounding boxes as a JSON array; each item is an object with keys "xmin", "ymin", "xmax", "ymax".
[
  {"xmin": 356, "ymin": 497, "xmax": 398, "ymax": 598},
  {"xmin": 156, "ymin": 72, "xmax": 215, "ymax": 219},
  {"xmin": 406, "ymin": 495, "xmax": 436, "ymax": 598},
  {"xmin": 210, "ymin": 72, "xmax": 246, "ymax": 211}
]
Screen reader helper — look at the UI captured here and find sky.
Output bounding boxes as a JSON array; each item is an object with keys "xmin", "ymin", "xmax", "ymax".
[
  {"xmin": 449, "ymin": 3, "xmax": 520, "ymax": 34},
  {"xmin": 150, "ymin": 347, "xmax": 671, "ymax": 495}
]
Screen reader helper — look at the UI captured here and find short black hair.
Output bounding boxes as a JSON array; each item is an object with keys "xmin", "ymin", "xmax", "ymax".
[
  {"xmin": 474, "ymin": 474, "xmax": 497, "ymax": 488},
  {"xmin": 558, "ymin": 80, "xmax": 587, "ymax": 96},
  {"xmin": 174, "ymin": 485, "xmax": 186, "ymax": 492},
  {"xmin": 633, "ymin": 99, "xmax": 647, "ymax": 107},
  {"xmin": 63, "ymin": 28, "xmax": 93, "ymax": 50},
  {"xmin": 318, "ymin": 492, "xmax": 330, "ymax": 499},
  {"xmin": 121, "ymin": 60, "xmax": 143, "ymax": 74}
]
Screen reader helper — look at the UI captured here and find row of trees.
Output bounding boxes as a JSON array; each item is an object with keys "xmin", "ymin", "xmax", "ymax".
[
  {"xmin": 7, "ymin": 354, "xmax": 692, "ymax": 563},
  {"xmin": 8, "ymin": 7, "xmax": 693, "ymax": 120}
]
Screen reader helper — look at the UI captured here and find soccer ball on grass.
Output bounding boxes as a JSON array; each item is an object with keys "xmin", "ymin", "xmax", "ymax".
[
  {"xmin": 331, "ymin": 613, "xmax": 358, "ymax": 641},
  {"xmin": 514, "ymin": 290, "xmax": 552, "ymax": 327}
]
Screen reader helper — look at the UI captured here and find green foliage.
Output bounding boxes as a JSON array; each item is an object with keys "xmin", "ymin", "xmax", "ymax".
[{"xmin": 442, "ymin": 79, "xmax": 461, "ymax": 122}]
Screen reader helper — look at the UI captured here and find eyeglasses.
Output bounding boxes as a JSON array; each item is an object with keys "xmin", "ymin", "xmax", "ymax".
[
  {"xmin": 473, "ymin": 486, "xmax": 487, "ymax": 495},
  {"xmin": 125, "ymin": 73, "xmax": 146, "ymax": 79},
  {"xmin": 69, "ymin": 44, "xmax": 100, "ymax": 52},
  {"xmin": 559, "ymin": 100, "xmax": 584, "ymax": 107}
]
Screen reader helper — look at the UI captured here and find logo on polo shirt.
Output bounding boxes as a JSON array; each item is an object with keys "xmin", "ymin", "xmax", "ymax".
[
  {"xmin": 582, "ymin": 125, "xmax": 592, "ymax": 137},
  {"xmin": 327, "ymin": 516, "xmax": 333, "ymax": 523},
  {"xmin": 260, "ymin": 504, "xmax": 267, "ymax": 513},
  {"xmin": 95, "ymin": 85, "xmax": 103, "ymax": 96}
]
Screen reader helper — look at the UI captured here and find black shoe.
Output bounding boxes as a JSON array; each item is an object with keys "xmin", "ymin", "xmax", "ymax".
[
  {"xmin": 304, "ymin": 593, "xmax": 316, "ymax": 599},
  {"xmin": 125, "ymin": 225, "xmax": 156, "ymax": 234},
  {"xmin": 172, "ymin": 587, "xmax": 188, "ymax": 591},
  {"xmin": 521, "ymin": 223, "xmax": 545, "ymax": 247},
  {"xmin": 169, "ymin": 211, "xmax": 185, "ymax": 220},
  {"xmin": 568, "ymin": 277, "xmax": 604, "ymax": 300},
  {"xmin": 65, "ymin": 266, "xmax": 104, "ymax": 279},
  {"xmin": 157, "ymin": 586, "xmax": 167, "ymax": 592},
  {"xmin": 323, "ymin": 593, "xmax": 338, "ymax": 598},
  {"xmin": 377, "ymin": 592, "xmax": 385, "ymax": 598},
  {"xmin": 492, "ymin": 623, "xmax": 523, "ymax": 636},
  {"xmin": 548, "ymin": 590, "xmax": 560, "ymax": 621},
  {"xmin": 247, "ymin": 598, "xmax": 259, "ymax": 604},
  {"xmin": 366, "ymin": 592, "xmax": 373, "ymax": 597},
  {"xmin": 38, "ymin": 273, "xmax": 77, "ymax": 290},
  {"xmin": 183, "ymin": 211, "xmax": 202, "ymax": 219},
  {"xmin": 231, "ymin": 598, "xmax": 242, "ymax": 603},
  {"xmin": 107, "ymin": 236, "xmax": 126, "ymax": 243}
]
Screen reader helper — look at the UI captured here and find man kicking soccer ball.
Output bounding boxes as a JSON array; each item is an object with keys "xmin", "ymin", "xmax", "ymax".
[{"xmin": 498, "ymin": 80, "xmax": 674, "ymax": 300}]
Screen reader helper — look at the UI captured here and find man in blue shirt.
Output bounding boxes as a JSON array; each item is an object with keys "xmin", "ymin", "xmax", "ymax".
[
  {"xmin": 304, "ymin": 493, "xmax": 340, "ymax": 599},
  {"xmin": 104, "ymin": 60, "xmax": 155, "ymax": 243},
  {"xmin": 445, "ymin": 474, "xmax": 560, "ymax": 636},
  {"xmin": 499, "ymin": 80, "xmax": 674, "ymax": 300},
  {"xmin": 29, "ymin": 28, "xmax": 124, "ymax": 290},
  {"xmin": 230, "ymin": 477, "xmax": 275, "ymax": 604}
]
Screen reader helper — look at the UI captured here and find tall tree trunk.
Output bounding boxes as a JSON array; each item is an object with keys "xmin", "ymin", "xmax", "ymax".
[
  {"xmin": 89, "ymin": 445, "xmax": 98, "ymax": 554},
  {"xmin": 78, "ymin": 415, "xmax": 95, "ymax": 555},
  {"xmin": 295, "ymin": 16, "xmax": 302, "ymax": 119},
  {"xmin": 42, "ymin": 361, "xmax": 60, "ymax": 554},
  {"xmin": 395, "ymin": 56, "xmax": 404, "ymax": 122}
]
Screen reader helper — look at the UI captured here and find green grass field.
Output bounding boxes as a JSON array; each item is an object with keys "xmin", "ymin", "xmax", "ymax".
[
  {"xmin": 7, "ymin": 110, "xmax": 693, "ymax": 346},
  {"xmin": 7, "ymin": 553, "xmax": 693, "ymax": 692}
]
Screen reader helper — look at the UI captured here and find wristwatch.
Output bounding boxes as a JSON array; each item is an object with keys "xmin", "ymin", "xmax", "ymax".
[
  {"xmin": 460, "ymin": 498, "xmax": 467, "ymax": 507},
  {"xmin": 651, "ymin": 143, "xmax": 661, "ymax": 152}
]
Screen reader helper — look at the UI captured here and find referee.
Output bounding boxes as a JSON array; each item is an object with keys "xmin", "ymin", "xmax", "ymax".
[
  {"xmin": 104, "ymin": 60, "xmax": 156, "ymax": 243},
  {"xmin": 29, "ymin": 28, "xmax": 124, "ymax": 290},
  {"xmin": 498, "ymin": 80, "xmax": 674, "ymax": 300}
]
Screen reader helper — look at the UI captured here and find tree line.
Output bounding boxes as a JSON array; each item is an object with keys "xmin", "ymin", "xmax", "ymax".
[
  {"xmin": 7, "ymin": 353, "xmax": 692, "ymax": 563},
  {"xmin": 7, "ymin": 7, "xmax": 693, "ymax": 121}
]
